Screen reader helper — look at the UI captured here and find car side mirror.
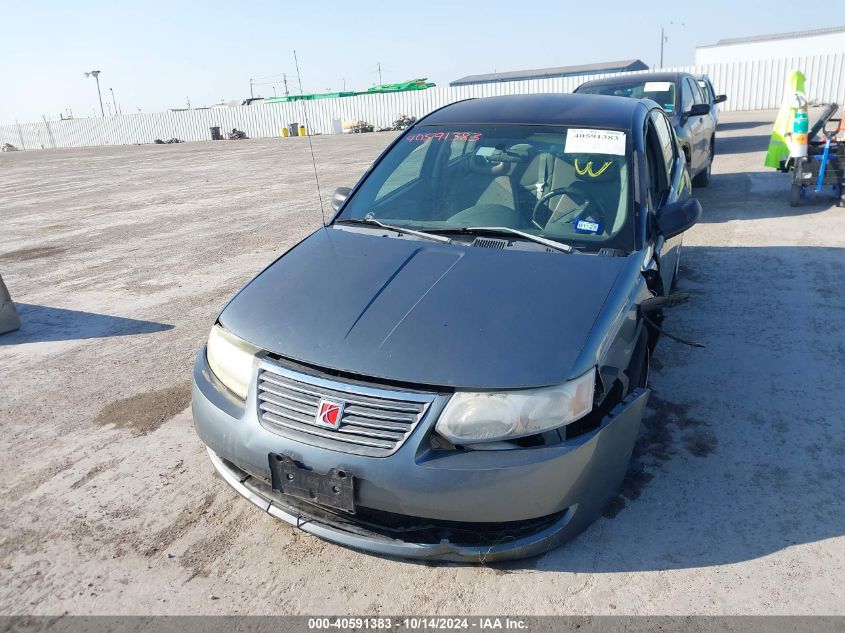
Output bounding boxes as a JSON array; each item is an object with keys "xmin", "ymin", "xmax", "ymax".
[
  {"xmin": 331, "ymin": 187, "xmax": 352, "ymax": 213},
  {"xmin": 714, "ymin": 94, "xmax": 727, "ymax": 104},
  {"xmin": 657, "ymin": 198, "xmax": 701, "ymax": 239},
  {"xmin": 687, "ymin": 103, "xmax": 711, "ymax": 117}
]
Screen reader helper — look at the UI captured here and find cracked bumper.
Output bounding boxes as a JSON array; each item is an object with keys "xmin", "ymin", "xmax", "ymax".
[{"xmin": 192, "ymin": 349, "xmax": 650, "ymax": 562}]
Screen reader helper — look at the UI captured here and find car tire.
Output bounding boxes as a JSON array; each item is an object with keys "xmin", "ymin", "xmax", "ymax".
[
  {"xmin": 692, "ymin": 140, "xmax": 713, "ymax": 188},
  {"xmin": 790, "ymin": 184, "xmax": 802, "ymax": 207}
]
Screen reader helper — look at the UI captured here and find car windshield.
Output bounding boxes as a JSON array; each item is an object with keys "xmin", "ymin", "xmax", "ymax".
[
  {"xmin": 336, "ymin": 124, "xmax": 634, "ymax": 252},
  {"xmin": 578, "ymin": 80, "xmax": 677, "ymax": 114}
]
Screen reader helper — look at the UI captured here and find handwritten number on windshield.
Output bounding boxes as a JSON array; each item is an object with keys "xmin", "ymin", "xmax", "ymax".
[{"xmin": 406, "ymin": 132, "xmax": 482, "ymax": 143}]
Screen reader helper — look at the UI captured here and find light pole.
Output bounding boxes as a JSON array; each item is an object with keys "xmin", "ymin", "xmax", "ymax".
[
  {"xmin": 109, "ymin": 87, "xmax": 119, "ymax": 115},
  {"xmin": 659, "ymin": 21, "xmax": 685, "ymax": 69},
  {"xmin": 84, "ymin": 70, "xmax": 105, "ymax": 117},
  {"xmin": 249, "ymin": 78, "xmax": 255, "ymax": 99}
]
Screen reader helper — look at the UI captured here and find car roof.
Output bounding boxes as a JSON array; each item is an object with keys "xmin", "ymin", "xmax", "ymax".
[
  {"xmin": 576, "ymin": 71, "xmax": 690, "ymax": 88},
  {"xmin": 420, "ymin": 93, "xmax": 644, "ymax": 130}
]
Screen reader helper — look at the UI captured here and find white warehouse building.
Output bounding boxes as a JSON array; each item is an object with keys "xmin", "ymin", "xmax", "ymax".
[{"xmin": 695, "ymin": 25, "xmax": 845, "ymax": 65}]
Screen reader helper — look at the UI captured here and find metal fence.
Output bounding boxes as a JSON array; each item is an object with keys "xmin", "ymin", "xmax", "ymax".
[{"xmin": 3, "ymin": 53, "xmax": 843, "ymax": 150}]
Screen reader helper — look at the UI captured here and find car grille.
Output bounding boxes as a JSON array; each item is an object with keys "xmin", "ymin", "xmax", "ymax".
[{"xmin": 256, "ymin": 364, "xmax": 434, "ymax": 457}]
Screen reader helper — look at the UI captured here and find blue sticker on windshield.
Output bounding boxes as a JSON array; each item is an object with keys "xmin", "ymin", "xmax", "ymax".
[
  {"xmin": 575, "ymin": 219, "xmax": 602, "ymax": 234},
  {"xmin": 664, "ymin": 104, "xmax": 674, "ymax": 112}
]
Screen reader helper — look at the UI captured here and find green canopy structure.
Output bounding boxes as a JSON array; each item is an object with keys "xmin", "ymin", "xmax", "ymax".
[
  {"xmin": 365, "ymin": 78, "xmax": 436, "ymax": 93},
  {"xmin": 262, "ymin": 79, "xmax": 435, "ymax": 104}
]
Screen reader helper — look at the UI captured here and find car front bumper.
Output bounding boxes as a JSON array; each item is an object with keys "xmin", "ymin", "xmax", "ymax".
[{"xmin": 192, "ymin": 348, "xmax": 649, "ymax": 562}]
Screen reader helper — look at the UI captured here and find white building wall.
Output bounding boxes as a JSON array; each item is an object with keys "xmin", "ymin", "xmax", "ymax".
[{"xmin": 695, "ymin": 30, "xmax": 845, "ymax": 65}]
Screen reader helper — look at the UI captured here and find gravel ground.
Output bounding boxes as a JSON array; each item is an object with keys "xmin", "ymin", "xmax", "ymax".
[{"xmin": 1, "ymin": 110, "xmax": 844, "ymax": 615}]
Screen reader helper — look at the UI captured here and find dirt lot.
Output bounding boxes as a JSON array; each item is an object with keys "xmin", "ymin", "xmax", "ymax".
[{"xmin": 2, "ymin": 111, "xmax": 844, "ymax": 615}]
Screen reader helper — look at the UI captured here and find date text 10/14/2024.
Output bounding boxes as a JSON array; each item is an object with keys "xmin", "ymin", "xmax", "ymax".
[{"xmin": 307, "ymin": 617, "xmax": 529, "ymax": 630}]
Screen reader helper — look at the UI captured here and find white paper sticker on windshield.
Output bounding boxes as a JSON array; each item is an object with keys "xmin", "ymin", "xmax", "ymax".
[
  {"xmin": 644, "ymin": 81, "xmax": 672, "ymax": 92},
  {"xmin": 564, "ymin": 129, "xmax": 626, "ymax": 156}
]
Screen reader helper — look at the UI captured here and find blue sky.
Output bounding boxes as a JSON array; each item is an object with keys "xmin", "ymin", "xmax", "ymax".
[{"xmin": 0, "ymin": 0, "xmax": 830, "ymax": 123}]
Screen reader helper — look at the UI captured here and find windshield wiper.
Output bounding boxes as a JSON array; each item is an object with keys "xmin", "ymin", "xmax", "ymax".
[
  {"xmin": 335, "ymin": 214, "xmax": 452, "ymax": 244},
  {"xmin": 435, "ymin": 226, "xmax": 573, "ymax": 253}
]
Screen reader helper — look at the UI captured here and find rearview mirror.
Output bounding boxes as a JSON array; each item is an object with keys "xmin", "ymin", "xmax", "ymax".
[
  {"xmin": 714, "ymin": 94, "xmax": 727, "ymax": 104},
  {"xmin": 657, "ymin": 198, "xmax": 702, "ymax": 239},
  {"xmin": 331, "ymin": 187, "xmax": 352, "ymax": 213},
  {"xmin": 687, "ymin": 103, "xmax": 711, "ymax": 118}
]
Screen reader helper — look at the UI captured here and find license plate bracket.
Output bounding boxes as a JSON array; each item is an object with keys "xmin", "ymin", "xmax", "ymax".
[{"xmin": 268, "ymin": 453, "xmax": 355, "ymax": 513}]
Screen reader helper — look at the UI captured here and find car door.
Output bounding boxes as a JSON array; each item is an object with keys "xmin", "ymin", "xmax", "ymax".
[
  {"xmin": 677, "ymin": 78, "xmax": 700, "ymax": 174},
  {"xmin": 645, "ymin": 110, "xmax": 687, "ymax": 293},
  {"xmin": 685, "ymin": 77, "xmax": 712, "ymax": 169}
]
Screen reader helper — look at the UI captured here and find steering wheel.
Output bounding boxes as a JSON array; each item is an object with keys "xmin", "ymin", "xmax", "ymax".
[{"xmin": 531, "ymin": 186, "xmax": 586, "ymax": 230}]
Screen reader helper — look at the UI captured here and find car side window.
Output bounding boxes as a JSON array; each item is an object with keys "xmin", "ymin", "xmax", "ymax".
[
  {"xmin": 698, "ymin": 80, "xmax": 712, "ymax": 104},
  {"xmin": 695, "ymin": 80, "xmax": 707, "ymax": 104},
  {"xmin": 448, "ymin": 136, "xmax": 477, "ymax": 164},
  {"xmin": 681, "ymin": 79, "xmax": 695, "ymax": 114},
  {"xmin": 687, "ymin": 78, "xmax": 705, "ymax": 105},
  {"xmin": 644, "ymin": 121, "xmax": 670, "ymax": 209},
  {"xmin": 376, "ymin": 141, "xmax": 431, "ymax": 200},
  {"xmin": 650, "ymin": 111, "xmax": 677, "ymax": 180}
]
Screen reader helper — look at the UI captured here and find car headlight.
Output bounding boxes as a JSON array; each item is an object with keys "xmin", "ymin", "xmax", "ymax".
[
  {"xmin": 435, "ymin": 368, "xmax": 596, "ymax": 445},
  {"xmin": 206, "ymin": 324, "xmax": 259, "ymax": 399}
]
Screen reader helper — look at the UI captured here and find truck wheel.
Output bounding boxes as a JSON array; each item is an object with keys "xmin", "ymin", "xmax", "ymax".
[{"xmin": 790, "ymin": 184, "xmax": 802, "ymax": 207}]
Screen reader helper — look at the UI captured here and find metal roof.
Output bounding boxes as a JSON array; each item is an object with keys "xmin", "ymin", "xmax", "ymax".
[
  {"xmin": 700, "ymin": 25, "xmax": 845, "ymax": 48},
  {"xmin": 421, "ymin": 93, "xmax": 645, "ymax": 130},
  {"xmin": 450, "ymin": 60, "xmax": 648, "ymax": 86},
  {"xmin": 575, "ymin": 71, "xmax": 687, "ymax": 87}
]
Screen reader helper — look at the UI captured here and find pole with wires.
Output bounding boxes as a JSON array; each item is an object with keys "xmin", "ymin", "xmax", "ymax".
[
  {"xmin": 659, "ymin": 27, "xmax": 666, "ymax": 68},
  {"xmin": 293, "ymin": 50, "xmax": 327, "ymax": 226}
]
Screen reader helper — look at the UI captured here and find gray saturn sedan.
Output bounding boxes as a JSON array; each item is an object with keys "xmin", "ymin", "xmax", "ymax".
[{"xmin": 192, "ymin": 93, "xmax": 701, "ymax": 562}]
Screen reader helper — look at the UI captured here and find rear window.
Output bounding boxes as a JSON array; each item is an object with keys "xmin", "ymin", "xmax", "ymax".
[{"xmin": 578, "ymin": 80, "xmax": 677, "ymax": 114}]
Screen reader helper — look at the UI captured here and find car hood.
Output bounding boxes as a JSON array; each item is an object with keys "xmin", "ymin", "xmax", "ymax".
[{"xmin": 219, "ymin": 228, "xmax": 629, "ymax": 389}]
